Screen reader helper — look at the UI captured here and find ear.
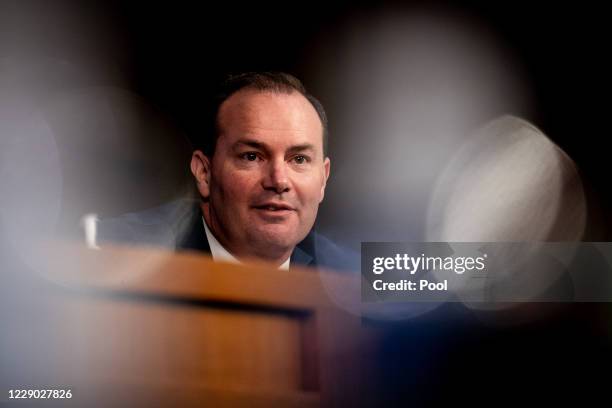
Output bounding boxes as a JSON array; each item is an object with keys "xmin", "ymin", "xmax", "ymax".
[
  {"xmin": 190, "ymin": 150, "xmax": 212, "ymax": 199},
  {"xmin": 319, "ymin": 157, "xmax": 331, "ymax": 203}
]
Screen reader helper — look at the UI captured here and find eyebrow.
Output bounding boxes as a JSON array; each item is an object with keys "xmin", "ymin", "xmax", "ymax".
[
  {"xmin": 287, "ymin": 144, "xmax": 316, "ymax": 154},
  {"xmin": 233, "ymin": 139, "xmax": 266, "ymax": 150},
  {"xmin": 233, "ymin": 139, "xmax": 316, "ymax": 154}
]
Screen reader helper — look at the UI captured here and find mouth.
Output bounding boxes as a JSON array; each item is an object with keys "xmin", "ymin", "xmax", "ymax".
[{"xmin": 252, "ymin": 202, "xmax": 296, "ymax": 215}]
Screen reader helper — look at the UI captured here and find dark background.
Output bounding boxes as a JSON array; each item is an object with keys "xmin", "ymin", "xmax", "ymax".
[
  {"xmin": 3, "ymin": 0, "xmax": 610, "ymax": 239},
  {"xmin": 2, "ymin": 0, "xmax": 611, "ymax": 405},
  {"xmin": 116, "ymin": 0, "xmax": 612, "ymax": 237},
  {"xmin": 113, "ymin": 0, "xmax": 612, "ymax": 240}
]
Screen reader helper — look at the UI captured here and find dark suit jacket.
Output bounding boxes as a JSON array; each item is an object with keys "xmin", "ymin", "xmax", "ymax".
[{"xmin": 97, "ymin": 199, "xmax": 358, "ymax": 273}]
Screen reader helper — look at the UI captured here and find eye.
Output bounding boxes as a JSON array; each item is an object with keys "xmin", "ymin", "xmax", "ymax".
[
  {"xmin": 241, "ymin": 152, "xmax": 259, "ymax": 161},
  {"xmin": 292, "ymin": 155, "xmax": 310, "ymax": 164}
]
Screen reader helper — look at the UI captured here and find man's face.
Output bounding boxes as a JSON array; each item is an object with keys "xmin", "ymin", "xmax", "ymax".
[{"xmin": 192, "ymin": 89, "xmax": 330, "ymax": 262}]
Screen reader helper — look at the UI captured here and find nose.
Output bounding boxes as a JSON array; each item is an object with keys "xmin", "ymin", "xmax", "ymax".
[{"xmin": 263, "ymin": 159, "xmax": 290, "ymax": 194}]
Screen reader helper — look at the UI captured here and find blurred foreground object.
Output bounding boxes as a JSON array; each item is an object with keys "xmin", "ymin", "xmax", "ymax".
[
  {"xmin": 4, "ymin": 243, "xmax": 374, "ymax": 408},
  {"xmin": 427, "ymin": 115, "xmax": 586, "ymax": 242},
  {"xmin": 427, "ymin": 115, "xmax": 587, "ymax": 312}
]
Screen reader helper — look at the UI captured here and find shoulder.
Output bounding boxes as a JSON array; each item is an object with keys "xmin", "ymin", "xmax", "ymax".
[
  {"xmin": 299, "ymin": 231, "xmax": 360, "ymax": 273},
  {"xmin": 96, "ymin": 199, "xmax": 199, "ymax": 249}
]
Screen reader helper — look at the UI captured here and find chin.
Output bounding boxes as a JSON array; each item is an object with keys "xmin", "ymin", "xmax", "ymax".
[{"xmin": 250, "ymin": 225, "xmax": 300, "ymax": 251}]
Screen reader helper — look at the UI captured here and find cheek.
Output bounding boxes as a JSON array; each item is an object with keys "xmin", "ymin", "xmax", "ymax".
[
  {"xmin": 216, "ymin": 168, "xmax": 260, "ymax": 205},
  {"xmin": 296, "ymin": 176, "xmax": 326, "ymax": 208}
]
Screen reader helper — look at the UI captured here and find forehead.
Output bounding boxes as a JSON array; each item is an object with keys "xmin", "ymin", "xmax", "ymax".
[{"xmin": 217, "ymin": 89, "xmax": 323, "ymax": 149}]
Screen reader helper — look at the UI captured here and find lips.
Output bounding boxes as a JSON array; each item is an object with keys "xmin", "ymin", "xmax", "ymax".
[{"xmin": 252, "ymin": 202, "xmax": 296, "ymax": 212}]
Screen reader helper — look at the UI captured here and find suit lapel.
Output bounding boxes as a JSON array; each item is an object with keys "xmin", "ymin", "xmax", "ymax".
[
  {"xmin": 291, "ymin": 231, "xmax": 316, "ymax": 268},
  {"xmin": 291, "ymin": 245, "xmax": 314, "ymax": 267},
  {"xmin": 175, "ymin": 203, "xmax": 212, "ymax": 254}
]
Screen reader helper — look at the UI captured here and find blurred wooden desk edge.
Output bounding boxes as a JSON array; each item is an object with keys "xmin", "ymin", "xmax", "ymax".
[
  {"xmin": 40, "ymin": 241, "xmax": 361, "ymax": 311},
  {"xmin": 66, "ymin": 378, "xmax": 320, "ymax": 408},
  {"xmin": 31, "ymin": 241, "xmax": 372, "ymax": 408}
]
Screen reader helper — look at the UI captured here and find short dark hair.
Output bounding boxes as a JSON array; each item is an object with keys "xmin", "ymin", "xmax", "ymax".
[{"xmin": 195, "ymin": 72, "xmax": 328, "ymax": 157}]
